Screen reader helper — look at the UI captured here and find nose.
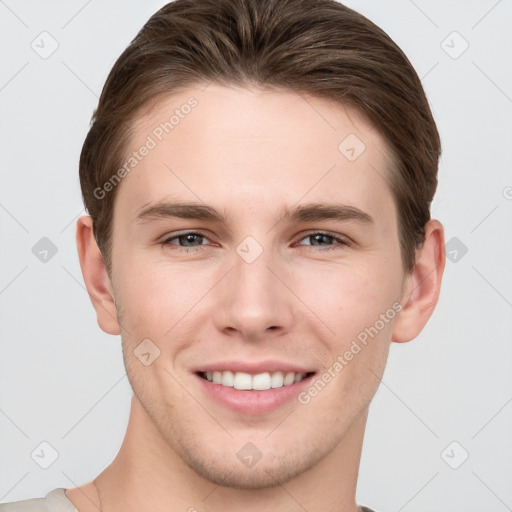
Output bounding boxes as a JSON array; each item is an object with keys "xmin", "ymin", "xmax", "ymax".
[{"xmin": 212, "ymin": 243, "xmax": 296, "ymax": 342}]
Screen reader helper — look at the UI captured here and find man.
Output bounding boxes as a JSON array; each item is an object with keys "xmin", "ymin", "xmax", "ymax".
[{"xmin": 0, "ymin": 0, "xmax": 445, "ymax": 510}]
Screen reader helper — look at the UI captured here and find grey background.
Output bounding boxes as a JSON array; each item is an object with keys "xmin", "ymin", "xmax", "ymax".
[{"xmin": 0, "ymin": 1, "xmax": 511, "ymax": 511}]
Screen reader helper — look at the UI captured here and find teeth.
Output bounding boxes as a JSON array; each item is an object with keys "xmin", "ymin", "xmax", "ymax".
[
  {"xmin": 221, "ymin": 370, "xmax": 234, "ymax": 387},
  {"xmin": 252, "ymin": 372, "xmax": 271, "ymax": 390},
  {"xmin": 202, "ymin": 370, "xmax": 309, "ymax": 390},
  {"xmin": 233, "ymin": 372, "xmax": 252, "ymax": 390},
  {"xmin": 271, "ymin": 371, "xmax": 284, "ymax": 388},
  {"xmin": 284, "ymin": 372, "xmax": 295, "ymax": 385}
]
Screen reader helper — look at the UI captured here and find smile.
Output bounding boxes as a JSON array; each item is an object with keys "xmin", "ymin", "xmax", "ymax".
[{"xmin": 198, "ymin": 370, "xmax": 313, "ymax": 390}]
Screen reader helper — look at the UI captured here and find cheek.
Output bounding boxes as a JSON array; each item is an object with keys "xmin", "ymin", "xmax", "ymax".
[
  {"xmin": 295, "ymin": 260, "xmax": 400, "ymax": 339},
  {"xmin": 114, "ymin": 254, "xmax": 214, "ymax": 341}
]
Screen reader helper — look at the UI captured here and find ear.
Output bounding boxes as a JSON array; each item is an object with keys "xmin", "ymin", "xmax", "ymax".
[
  {"xmin": 392, "ymin": 219, "xmax": 446, "ymax": 343},
  {"xmin": 76, "ymin": 215, "xmax": 120, "ymax": 335}
]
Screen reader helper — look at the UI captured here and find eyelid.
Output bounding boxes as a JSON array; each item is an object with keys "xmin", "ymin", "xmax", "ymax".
[
  {"xmin": 295, "ymin": 230, "xmax": 350, "ymax": 248},
  {"xmin": 298, "ymin": 229, "xmax": 349, "ymax": 242},
  {"xmin": 160, "ymin": 230, "xmax": 213, "ymax": 246},
  {"xmin": 161, "ymin": 229, "xmax": 209, "ymax": 240}
]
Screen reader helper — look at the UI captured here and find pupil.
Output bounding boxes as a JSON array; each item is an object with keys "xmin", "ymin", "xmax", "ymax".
[
  {"xmin": 183, "ymin": 234, "xmax": 201, "ymax": 246},
  {"xmin": 313, "ymin": 234, "xmax": 330, "ymax": 246}
]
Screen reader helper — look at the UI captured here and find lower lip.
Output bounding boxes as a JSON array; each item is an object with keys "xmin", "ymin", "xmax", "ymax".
[{"xmin": 194, "ymin": 373, "xmax": 315, "ymax": 415}]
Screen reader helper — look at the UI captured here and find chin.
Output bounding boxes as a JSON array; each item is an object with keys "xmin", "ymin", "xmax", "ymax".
[{"xmin": 181, "ymin": 449, "xmax": 317, "ymax": 490}]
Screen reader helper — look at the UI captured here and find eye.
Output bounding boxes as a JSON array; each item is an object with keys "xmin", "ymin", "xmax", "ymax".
[
  {"xmin": 161, "ymin": 231, "xmax": 211, "ymax": 252},
  {"xmin": 296, "ymin": 231, "xmax": 349, "ymax": 251},
  {"xmin": 160, "ymin": 230, "xmax": 349, "ymax": 253}
]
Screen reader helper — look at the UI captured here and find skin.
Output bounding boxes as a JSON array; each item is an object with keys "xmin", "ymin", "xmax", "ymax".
[{"xmin": 71, "ymin": 84, "xmax": 445, "ymax": 512}]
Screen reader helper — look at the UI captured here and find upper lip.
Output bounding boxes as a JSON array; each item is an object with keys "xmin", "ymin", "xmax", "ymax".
[{"xmin": 193, "ymin": 360, "xmax": 316, "ymax": 375}]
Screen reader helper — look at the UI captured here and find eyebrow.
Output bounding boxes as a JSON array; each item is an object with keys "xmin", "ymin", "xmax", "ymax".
[{"xmin": 135, "ymin": 201, "xmax": 374, "ymax": 226}]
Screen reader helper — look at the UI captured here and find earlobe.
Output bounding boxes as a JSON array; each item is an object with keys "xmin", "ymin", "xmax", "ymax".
[
  {"xmin": 392, "ymin": 219, "xmax": 446, "ymax": 343},
  {"xmin": 76, "ymin": 215, "xmax": 121, "ymax": 335}
]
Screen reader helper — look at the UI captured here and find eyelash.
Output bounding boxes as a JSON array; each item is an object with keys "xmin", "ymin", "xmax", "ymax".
[{"xmin": 160, "ymin": 231, "xmax": 349, "ymax": 253}]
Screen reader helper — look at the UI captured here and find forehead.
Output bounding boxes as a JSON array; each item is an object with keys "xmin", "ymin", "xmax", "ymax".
[{"xmin": 114, "ymin": 83, "xmax": 396, "ymax": 228}]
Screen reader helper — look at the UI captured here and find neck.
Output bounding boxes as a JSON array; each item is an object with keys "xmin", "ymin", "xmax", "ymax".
[{"xmin": 92, "ymin": 395, "xmax": 366, "ymax": 512}]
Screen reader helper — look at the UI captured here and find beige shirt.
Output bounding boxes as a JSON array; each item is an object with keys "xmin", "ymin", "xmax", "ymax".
[
  {"xmin": 0, "ymin": 488, "xmax": 377, "ymax": 511},
  {"xmin": 0, "ymin": 489, "xmax": 77, "ymax": 512}
]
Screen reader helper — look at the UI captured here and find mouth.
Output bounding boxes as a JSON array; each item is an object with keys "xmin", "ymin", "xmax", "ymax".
[
  {"xmin": 194, "ymin": 368, "xmax": 317, "ymax": 415},
  {"xmin": 197, "ymin": 370, "xmax": 316, "ymax": 391}
]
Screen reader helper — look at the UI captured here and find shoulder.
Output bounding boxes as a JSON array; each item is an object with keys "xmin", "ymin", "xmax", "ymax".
[
  {"xmin": 0, "ymin": 496, "xmax": 47, "ymax": 512},
  {"xmin": 0, "ymin": 489, "xmax": 78, "ymax": 512}
]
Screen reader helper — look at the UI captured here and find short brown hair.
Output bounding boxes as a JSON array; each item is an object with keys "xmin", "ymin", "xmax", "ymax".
[{"xmin": 79, "ymin": 0, "xmax": 440, "ymax": 274}]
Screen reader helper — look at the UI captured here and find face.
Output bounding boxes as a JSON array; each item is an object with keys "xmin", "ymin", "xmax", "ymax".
[{"xmin": 107, "ymin": 84, "xmax": 409, "ymax": 488}]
